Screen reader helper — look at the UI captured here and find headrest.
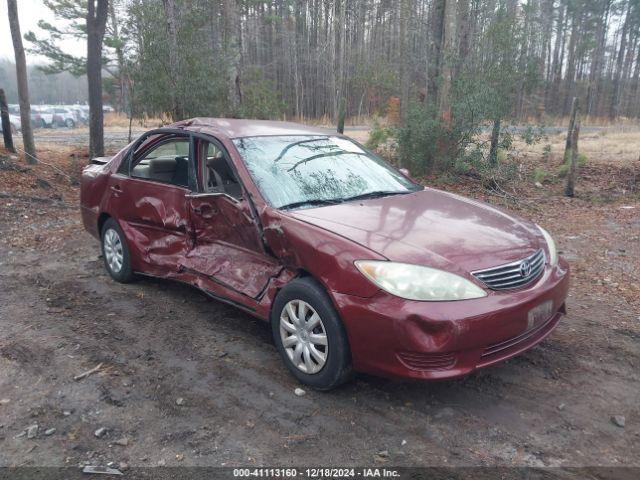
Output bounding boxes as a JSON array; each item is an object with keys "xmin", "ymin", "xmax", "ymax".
[
  {"xmin": 206, "ymin": 156, "xmax": 226, "ymax": 168},
  {"xmin": 149, "ymin": 158, "xmax": 177, "ymax": 174}
]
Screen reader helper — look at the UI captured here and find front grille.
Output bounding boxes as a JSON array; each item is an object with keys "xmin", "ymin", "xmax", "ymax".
[
  {"xmin": 396, "ymin": 351, "xmax": 456, "ymax": 371},
  {"xmin": 472, "ymin": 249, "xmax": 545, "ymax": 290},
  {"xmin": 479, "ymin": 311, "xmax": 559, "ymax": 364}
]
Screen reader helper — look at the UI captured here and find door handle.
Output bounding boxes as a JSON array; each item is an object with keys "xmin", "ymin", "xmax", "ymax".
[
  {"xmin": 194, "ymin": 204, "xmax": 218, "ymax": 218},
  {"xmin": 110, "ymin": 184, "xmax": 122, "ymax": 193}
]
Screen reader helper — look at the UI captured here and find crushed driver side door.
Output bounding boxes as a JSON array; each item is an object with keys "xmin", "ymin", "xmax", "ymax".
[{"xmin": 178, "ymin": 136, "xmax": 283, "ymax": 300}]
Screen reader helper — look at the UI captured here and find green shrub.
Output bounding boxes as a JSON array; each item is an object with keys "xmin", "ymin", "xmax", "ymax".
[
  {"xmin": 475, "ymin": 156, "xmax": 520, "ymax": 191},
  {"xmin": 577, "ymin": 153, "xmax": 587, "ymax": 166},
  {"xmin": 496, "ymin": 147, "xmax": 508, "ymax": 163},
  {"xmin": 396, "ymin": 103, "xmax": 471, "ymax": 174},
  {"xmin": 559, "ymin": 152, "xmax": 587, "ymax": 177},
  {"xmin": 520, "ymin": 125, "xmax": 546, "ymax": 145},
  {"xmin": 365, "ymin": 119, "xmax": 391, "ymax": 150},
  {"xmin": 533, "ymin": 168, "xmax": 548, "ymax": 183},
  {"xmin": 558, "ymin": 163, "xmax": 569, "ymax": 177}
]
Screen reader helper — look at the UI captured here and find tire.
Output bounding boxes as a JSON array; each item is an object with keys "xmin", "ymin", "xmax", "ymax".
[
  {"xmin": 65, "ymin": 118, "xmax": 75, "ymax": 128},
  {"xmin": 40, "ymin": 119, "xmax": 47, "ymax": 128},
  {"xmin": 101, "ymin": 218, "xmax": 134, "ymax": 283},
  {"xmin": 271, "ymin": 277, "xmax": 352, "ymax": 390}
]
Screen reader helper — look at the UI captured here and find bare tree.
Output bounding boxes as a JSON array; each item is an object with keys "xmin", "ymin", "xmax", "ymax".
[
  {"xmin": 87, "ymin": 0, "xmax": 109, "ymax": 158},
  {"xmin": 438, "ymin": 0, "xmax": 456, "ymax": 122},
  {"xmin": 122, "ymin": 0, "xmax": 640, "ymax": 124},
  {"xmin": 162, "ymin": 0, "xmax": 182, "ymax": 120},
  {"xmin": 224, "ymin": 0, "xmax": 242, "ymax": 115},
  {"xmin": 399, "ymin": 0, "xmax": 412, "ymax": 120},
  {"xmin": 610, "ymin": 0, "xmax": 632, "ymax": 119},
  {"xmin": 7, "ymin": 0, "xmax": 36, "ymax": 163},
  {"xmin": 565, "ymin": 97, "xmax": 581, "ymax": 197},
  {"xmin": 0, "ymin": 88, "xmax": 15, "ymax": 152}
]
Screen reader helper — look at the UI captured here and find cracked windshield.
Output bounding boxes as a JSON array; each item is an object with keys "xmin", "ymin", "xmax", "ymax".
[{"xmin": 233, "ymin": 135, "xmax": 420, "ymax": 209}]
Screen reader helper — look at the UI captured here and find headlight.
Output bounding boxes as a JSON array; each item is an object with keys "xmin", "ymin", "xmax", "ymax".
[
  {"xmin": 354, "ymin": 260, "xmax": 487, "ymax": 301},
  {"xmin": 537, "ymin": 225, "xmax": 558, "ymax": 266}
]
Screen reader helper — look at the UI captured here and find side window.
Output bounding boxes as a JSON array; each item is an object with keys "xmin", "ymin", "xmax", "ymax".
[
  {"xmin": 200, "ymin": 140, "xmax": 242, "ymax": 199},
  {"xmin": 131, "ymin": 138, "xmax": 190, "ymax": 188}
]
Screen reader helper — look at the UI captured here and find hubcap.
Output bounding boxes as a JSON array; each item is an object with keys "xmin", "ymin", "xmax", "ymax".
[
  {"xmin": 103, "ymin": 228, "xmax": 124, "ymax": 273},
  {"xmin": 279, "ymin": 300, "xmax": 328, "ymax": 374}
]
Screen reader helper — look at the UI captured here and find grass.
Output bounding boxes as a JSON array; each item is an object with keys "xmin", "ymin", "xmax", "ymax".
[{"xmin": 518, "ymin": 128, "xmax": 640, "ymax": 169}]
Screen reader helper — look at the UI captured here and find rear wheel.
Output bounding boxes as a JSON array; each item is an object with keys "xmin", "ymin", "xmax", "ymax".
[
  {"xmin": 271, "ymin": 278, "xmax": 352, "ymax": 390},
  {"xmin": 65, "ymin": 118, "xmax": 75, "ymax": 128},
  {"xmin": 101, "ymin": 218, "xmax": 134, "ymax": 283}
]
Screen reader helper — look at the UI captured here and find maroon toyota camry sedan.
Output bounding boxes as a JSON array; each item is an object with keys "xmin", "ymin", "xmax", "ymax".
[{"xmin": 80, "ymin": 118, "xmax": 569, "ymax": 390}]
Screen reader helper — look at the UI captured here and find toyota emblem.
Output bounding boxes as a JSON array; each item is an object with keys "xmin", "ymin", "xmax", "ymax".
[{"xmin": 520, "ymin": 260, "xmax": 532, "ymax": 277}]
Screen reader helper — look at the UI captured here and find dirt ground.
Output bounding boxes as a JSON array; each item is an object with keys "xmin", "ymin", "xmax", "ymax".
[{"xmin": 0, "ymin": 126, "xmax": 638, "ymax": 474}]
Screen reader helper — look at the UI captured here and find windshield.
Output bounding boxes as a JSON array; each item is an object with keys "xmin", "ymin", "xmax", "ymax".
[{"xmin": 232, "ymin": 135, "xmax": 420, "ymax": 209}]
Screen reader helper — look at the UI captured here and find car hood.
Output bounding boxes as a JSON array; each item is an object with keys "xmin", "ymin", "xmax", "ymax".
[{"xmin": 289, "ymin": 188, "xmax": 544, "ymax": 274}]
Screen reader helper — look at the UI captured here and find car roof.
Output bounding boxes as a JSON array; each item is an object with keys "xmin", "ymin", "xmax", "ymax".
[{"xmin": 170, "ymin": 118, "xmax": 335, "ymax": 139}]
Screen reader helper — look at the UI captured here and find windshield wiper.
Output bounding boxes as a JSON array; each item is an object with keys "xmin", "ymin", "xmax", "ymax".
[
  {"xmin": 279, "ymin": 198, "xmax": 343, "ymax": 210},
  {"xmin": 341, "ymin": 190, "xmax": 410, "ymax": 202}
]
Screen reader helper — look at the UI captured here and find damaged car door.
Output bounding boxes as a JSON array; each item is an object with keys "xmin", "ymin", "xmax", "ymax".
[
  {"xmin": 107, "ymin": 133, "xmax": 193, "ymax": 274},
  {"xmin": 179, "ymin": 137, "xmax": 282, "ymax": 300}
]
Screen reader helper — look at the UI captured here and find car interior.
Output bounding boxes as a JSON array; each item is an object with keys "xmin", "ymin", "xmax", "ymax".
[
  {"xmin": 131, "ymin": 138, "xmax": 191, "ymax": 188},
  {"xmin": 199, "ymin": 141, "xmax": 242, "ymax": 199},
  {"xmin": 128, "ymin": 136, "xmax": 242, "ymax": 198}
]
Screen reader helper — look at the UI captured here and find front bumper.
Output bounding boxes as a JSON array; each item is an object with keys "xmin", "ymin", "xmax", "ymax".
[{"xmin": 332, "ymin": 259, "xmax": 570, "ymax": 380}]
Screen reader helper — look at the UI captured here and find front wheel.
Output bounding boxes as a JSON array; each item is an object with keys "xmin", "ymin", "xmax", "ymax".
[
  {"xmin": 65, "ymin": 118, "xmax": 75, "ymax": 128},
  {"xmin": 271, "ymin": 278, "xmax": 352, "ymax": 390},
  {"xmin": 101, "ymin": 218, "xmax": 134, "ymax": 283}
]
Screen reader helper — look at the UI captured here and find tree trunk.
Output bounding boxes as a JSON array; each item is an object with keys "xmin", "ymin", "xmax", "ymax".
[
  {"xmin": 333, "ymin": 0, "xmax": 347, "ymax": 122},
  {"xmin": 109, "ymin": 1, "xmax": 127, "ymax": 114},
  {"xmin": 7, "ymin": 0, "xmax": 36, "ymax": 163},
  {"xmin": 630, "ymin": 46, "xmax": 640, "ymax": 117},
  {"xmin": 586, "ymin": 1, "xmax": 611, "ymax": 117},
  {"xmin": 0, "ymin": 89, "xmax": 15, "ymax": 153},
  {"xmin": 456, "ymin": 0, "xmax": 471, "ymax": 78},
  {"xmin": 563, "ymin": 96, "xmax": 579, "ymax": 165},
  {"xmin": 609, "ymin": 1, "xmax": 631, "ymax": 119},
  {"xmin": 489, "ymin": 118, "xmax": 501, "ymax": 166},
  {"xmin": 429, "ymin": 0, "xmax": 446, "ymax": 108},
  {"xmin": 399, "ymin": 0, "xmax": 412, "ymax": 120},
  {"xmin": 438, "ymin": 0, "xmax": 456, "ymax": 122},
  {"xmin": 547, "ymin": 1, "xmax": 565, "ymax": 113},
  {"xmin": 224, "ymin": 0, "xmax": 242, "ymax": 115},
  {"xmin": 562, "ymin": 12, "xmax": 579, "ymax": 116},
  {"xmin": 564, "ymin": 98, "xmax": 580, "ymax": 197},
  {"xmin": 162, "ymin": 0, "xmax": 181, "ymax": 120},
  {"xmin": 619, "ymin": 30, "xmax": 637, "ymax": 117},
  {"xmin": 87, "ymin": 0, "xmax": 109, "ymax": 159},
  {"xmin": 337, "ymin": 97, "xmax": 345, "ymax": 134}
]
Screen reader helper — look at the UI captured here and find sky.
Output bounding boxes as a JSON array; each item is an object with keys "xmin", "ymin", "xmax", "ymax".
[{"xmin": 1, "ymin": 0, "xmax": 86, "ymax": 64}]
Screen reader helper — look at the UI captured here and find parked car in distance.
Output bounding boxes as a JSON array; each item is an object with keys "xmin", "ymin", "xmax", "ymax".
[
  {"xmin": 70, "ymin": 107, "xmax": 88, "ymax": 125},
  {"xmin": 0, "ymin": 113, "xmax": 21, "ymax": 134},
  {"xmin": 31, "ymin": 107, "xmax": 55, "ymax": 128},
  {"xmin": 80, "ymin": 118, "xmax": 569, "ymax": 390},
  {"xmin": 50, "ymin": 107, "xmax": 78, "ymax": 128}
]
